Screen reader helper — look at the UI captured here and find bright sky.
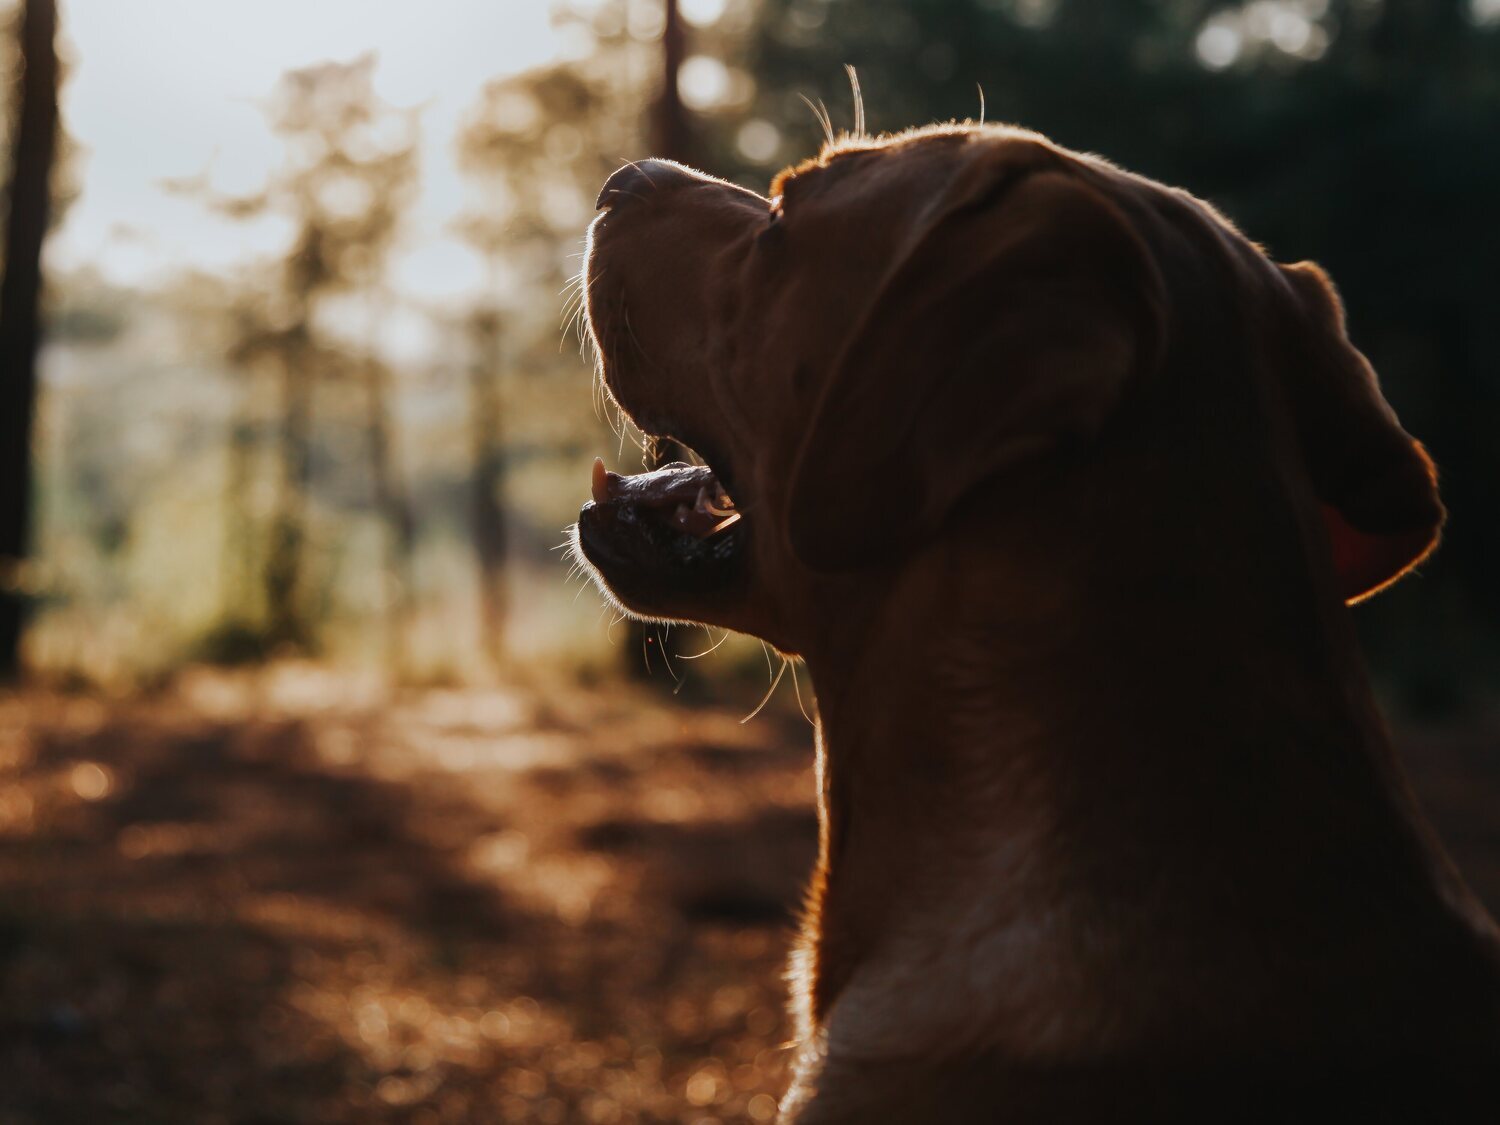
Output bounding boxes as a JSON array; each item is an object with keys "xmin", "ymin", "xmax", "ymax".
[{"xmin": 54, "ymin": 0, "xmax": 572, "ymax": 302}]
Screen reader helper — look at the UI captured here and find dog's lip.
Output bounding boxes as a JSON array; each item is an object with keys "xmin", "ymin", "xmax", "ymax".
[{"xmin": 587, "ymin": 456, "xmax": 741, "ymax": 539}]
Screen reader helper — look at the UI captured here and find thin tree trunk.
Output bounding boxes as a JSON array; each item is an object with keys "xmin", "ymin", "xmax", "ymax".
[
  {"xmin": 264, "ymin": 332, "xmax": 313, "ymax": 649},
  {"xmin": 653, "ymin": 0, "xmax": 690, "ymax": 164},
  {"xmin": 363, "ymin": 338, "xmax": 415, "ymax": 680},
  {"xmin": 467, "ymin": 307, "xmax": 508, "ymax": 672},
  {"xmin": 221, "ymin": 394, "xmax": 257, "ymax": 624},
  {"xmin": 0, "ymin": 0, "xmax": 59, "ymax": 681}
]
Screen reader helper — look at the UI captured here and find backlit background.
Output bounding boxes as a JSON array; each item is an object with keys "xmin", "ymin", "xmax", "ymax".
[{"xmin": 1, "ymin": 2, "xmax": 1497, "ymax": 1121}]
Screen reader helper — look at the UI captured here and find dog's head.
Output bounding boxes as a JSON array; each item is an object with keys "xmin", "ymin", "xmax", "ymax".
[{"xmin": 576, "ymin": 126, "xmax": 1441, "ymax": 654}]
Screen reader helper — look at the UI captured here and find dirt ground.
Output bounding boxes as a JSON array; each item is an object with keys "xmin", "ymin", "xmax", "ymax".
[{"xmin": 0, "ymin": 669, "xmax": 1496, "ymax": 1124}]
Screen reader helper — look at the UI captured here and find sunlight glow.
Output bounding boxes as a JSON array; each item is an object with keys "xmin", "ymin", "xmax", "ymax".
[
  {"xmin": 55, "ymin": 0, "xmax": 566, "ymax": 300},
  {"xmin": 678, "ymin": 55, "xmax": 732, "ymax": 110},
  {"xmin": 69, "ymin": 761, "xmax": 112, "ymax": 800},
  {"xmin": 1197, "ymin": 1, "xmax": 1334, "ymax": 68},
  {"xmin": 681, "ymin": 0, "xmax": 730, "ymax": 27},
  {"xmin": 1196, "ymin": 20, "xmax": 1243, "ymax": 69},
  {"xmin": 736, "ymin": 119, "xmax": 782, "ymax": 163}
]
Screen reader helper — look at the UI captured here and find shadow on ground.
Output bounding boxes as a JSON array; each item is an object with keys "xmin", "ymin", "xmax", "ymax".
[
  {"xmin": 0, "ymin": 677, "xmax": 815, "ymax": 1124},
  {"xmin": 0, "ymin": 674, "xmax": 1495, "ymax": 1124}
]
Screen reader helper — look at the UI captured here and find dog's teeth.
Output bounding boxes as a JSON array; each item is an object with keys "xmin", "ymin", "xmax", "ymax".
[
  {"xmin": 591, "ymin": 457, "xmax": 609, "ymax": 504},
  {"xmin": 673, "ymin": 503, "xmax": 692, "ymax": 528},
  {"xmin": 704, "ymin": 487, "xmax": 735, "ymax": 518}
]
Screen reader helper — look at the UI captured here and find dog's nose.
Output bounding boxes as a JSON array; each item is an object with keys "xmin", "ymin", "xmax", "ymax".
[{"xmin": 595, "ymin": 159, "xmax": 693, "ymax": 210}]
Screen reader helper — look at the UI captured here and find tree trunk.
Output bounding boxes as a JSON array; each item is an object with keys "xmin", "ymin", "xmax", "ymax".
[
  {"xmin": 364, "ymin": 344, "xmax": 415, "ymax": 680},
  {"xmin": 653, "ymin": 0, "xmax": 691, "ymax": 164},
  {"xmin": 221, "ymin": 394, "xmax": 257, "ymax": 623},
  {"xmin": 263, "ymin": 332, "xmax": 314, "ymax": 650},
  {"xmin": 467, "ymin": 308, "xmax": 508, "ymax": 672},
  {"xmin": 0, "ymin": 0, "xmax": 60, "ymax": 681}
]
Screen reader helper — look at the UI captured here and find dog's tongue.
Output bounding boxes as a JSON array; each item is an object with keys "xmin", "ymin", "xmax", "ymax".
[{"xmin": 590, "ymin": 457, "xmax": 740, "ymax": 538}]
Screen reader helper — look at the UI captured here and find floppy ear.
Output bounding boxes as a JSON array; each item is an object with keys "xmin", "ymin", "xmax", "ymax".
[
  {"xmin": 785, "ymin": 165, "xmax": 1165, "ymax": 571},
  {"xmin": 1277, "ymin": 261, "xmax": 1444, "ymax": 604}
]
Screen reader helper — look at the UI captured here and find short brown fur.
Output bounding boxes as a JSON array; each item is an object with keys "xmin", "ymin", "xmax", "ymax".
[{"xmin": 581, "ymin": 125, "xmax": 1500, "ymax": 1123}]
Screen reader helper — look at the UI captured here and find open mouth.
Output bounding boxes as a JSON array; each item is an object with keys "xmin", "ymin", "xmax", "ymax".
[{"xmin": 576, "ymin": 448, "xmax": 747, "ymax": 608}]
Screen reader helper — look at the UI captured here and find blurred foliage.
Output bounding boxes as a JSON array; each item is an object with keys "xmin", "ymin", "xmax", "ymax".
[
  {"xmin": 206, "ymin": 56, "xmax": 422, "ymax": 655},
  {"xmin": 20, "ymin": 0, "xmax": 1500, "ymax": 712}
]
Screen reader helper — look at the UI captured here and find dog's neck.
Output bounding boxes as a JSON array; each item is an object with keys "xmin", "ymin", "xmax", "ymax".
[{"xmin": 790, "ymin": 458, "xmax": 1499, "ymax": 1082}]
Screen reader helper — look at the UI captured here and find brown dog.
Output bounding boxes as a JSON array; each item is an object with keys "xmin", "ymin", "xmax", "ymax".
[{"xmin": 574, "ymin": 126, "xmax": 1500, "ymax": 1122}]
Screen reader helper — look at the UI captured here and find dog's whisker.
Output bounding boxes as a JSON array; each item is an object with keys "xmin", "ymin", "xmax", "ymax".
[
  {"xmin": 618, "ymin": 156, "xmax": 658, "ymax": 188},
  {"xmin": 845, "ymin": 65, "xmax": 865, "ymax": 139},
  {"xmin": 798, "ymin": 92, "xmax": 836, "ymax": 148},
  {"xmin": 789, "ymin": 657, "xmax": 815, "ymax": 726},
  {"xmin": 621, "ymin": 303, "xmax": 657, "ymax": 367},
  {"xmin": 640, "ymin": 626, "xmax": 656, "ymax": 675},
  {"xmin": 561, "ymin": 297, "xmax": 590, "ymax": 353},
  {"xmin": 600, "ymin": 187, "xmax": 650, "ymax": 206},
  {"xmin": 741, "ymin": 654, "xmax": 790, "ymax": 724},
  {"xmin": 680, "ymin": 626, "xmax": 731, "ymax": 661},
  {"xmin": 656, "ymin": 623, "xmax": 687, "ymax": 691}
]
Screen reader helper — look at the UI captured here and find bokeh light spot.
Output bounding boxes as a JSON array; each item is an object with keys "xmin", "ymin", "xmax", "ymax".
[
  {"xmin": 1196, "ymin": 21, "xmax": 1244, "ymax": 69},
  {"xmin": 678, "ymin": 55, "xmax": 732, "ymax": 111},
  {"xmin": 69, "ymin": 761, "xmax": 113, "ymax": 801},
  {"xmin": 681, "ymin": 0, "xmax": 730, "ymax": 27},
  {"xmin": 736, "ymin": 119, "xmax": 781, "ymax": 164}
]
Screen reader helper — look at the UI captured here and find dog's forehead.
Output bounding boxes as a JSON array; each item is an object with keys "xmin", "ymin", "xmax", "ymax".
[
  {"xmin": 773, "ymin": 126, "xmax": 1083, "ymax": 208},
  {"xmin": 771, "ymin": 129, "xmax": 957, "ymax": 191}
]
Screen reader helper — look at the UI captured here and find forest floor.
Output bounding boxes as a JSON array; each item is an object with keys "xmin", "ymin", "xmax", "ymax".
[{"xmin": 0, "ymin": 668, "xmax": 1496, "ymax": 1124}]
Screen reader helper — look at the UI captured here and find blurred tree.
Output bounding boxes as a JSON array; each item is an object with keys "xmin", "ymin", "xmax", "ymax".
[
  {"xmin": 359, "ymin": 302, "xmax": 417, "ymax": 675},
  {"xmin": 657, "ymin": 0, "xmax": 693, "ymax": 162},
  {"xmin": 455, "ymin": 39, "xmax": 645, "ymax": 669},
  {"xmin": 266, "ymin": 58, "xmax": 419, "ymax": 665},
  {"xmin": 463, "ymin": 305, "xmax": 509, "ymax": 669},
  {"xmin": 0, "ymin": 0, "xmax": 58, "ymax": 681},
  {"xmin": 194, "ymin": 57, "xmax": 420, "ymax": 664},
  {"xmin": 219, "ymin": 290, "xmax": 276, "ymax": 637}
]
